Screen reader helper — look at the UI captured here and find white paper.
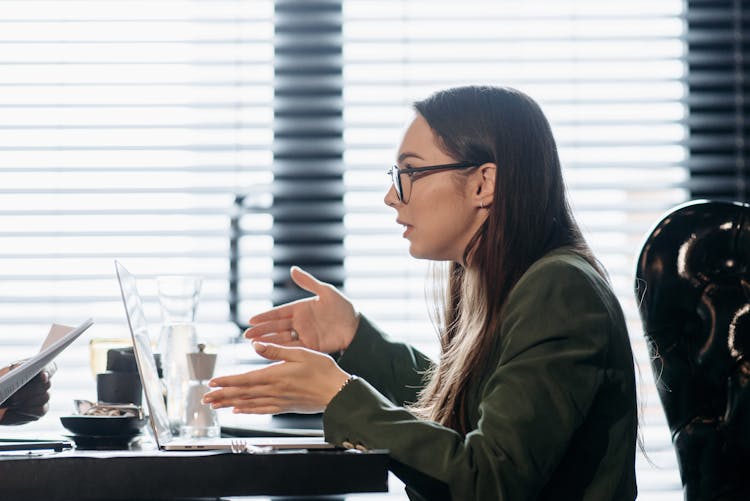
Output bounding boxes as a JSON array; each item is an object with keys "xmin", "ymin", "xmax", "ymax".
[
  {"xmin": 0, "ymin": 318, "xmax": 93, "ymax": 406},
  {"xmin": 40, "ymin": 324, "xmax": 75, "ymax": 352}
]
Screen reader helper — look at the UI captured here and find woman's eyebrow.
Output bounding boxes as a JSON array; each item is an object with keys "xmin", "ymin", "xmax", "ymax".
[{"xmin": 397, "ymin": 152, "xmax": 424, "ymax": 163}]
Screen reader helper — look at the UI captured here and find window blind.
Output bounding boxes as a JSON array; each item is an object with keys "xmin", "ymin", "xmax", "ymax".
[
  {"xmin": 1, "ymin": 1, "xmax": 697, "ymax": 499},
  {"xmin": 341, "ymin": 1, "xmax": 687, "ymax": 499},
  {"xmin": 0, "ymin": 0, "xmax": 274, "ymax": 432},
  {"xmin": 686, "ymin": 0, "xmax": 749, "ymax": 201},
  {"xmin": 271, "ymin": 0, "xmax": 345, "ymax": 307}
]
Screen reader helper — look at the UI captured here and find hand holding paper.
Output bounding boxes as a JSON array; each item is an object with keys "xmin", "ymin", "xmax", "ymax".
[
  {"xmin": 0, "ymin": 319, "xmax": 93, "ymax": 425},
  {"xmin": 0, "ymin": 366, "xmax": 53, "ymax": 425}
]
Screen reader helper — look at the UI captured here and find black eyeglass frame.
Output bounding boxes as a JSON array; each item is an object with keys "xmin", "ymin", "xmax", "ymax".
[{"xmin": 387, "ymin": 161, "xmax": 477, "ymax": 203}]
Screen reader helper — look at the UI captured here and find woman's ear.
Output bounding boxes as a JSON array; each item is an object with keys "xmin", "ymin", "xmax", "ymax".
[{"xmin": 473, "ymin": 162, "xmax": 496, "ymax": 209}]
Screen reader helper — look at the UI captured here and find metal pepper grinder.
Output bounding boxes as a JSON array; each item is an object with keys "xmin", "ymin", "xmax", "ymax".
[{"xmin": 180, "ymin": 343, "xmax": 220, "ymax": 438}]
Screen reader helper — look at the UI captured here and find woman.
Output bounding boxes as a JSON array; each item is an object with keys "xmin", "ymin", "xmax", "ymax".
[{"xmin": 204, "ymin": 86, "xmax": 638, "ymax": 500}]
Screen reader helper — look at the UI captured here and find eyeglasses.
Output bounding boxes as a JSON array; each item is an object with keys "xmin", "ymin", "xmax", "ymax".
[{"xmin": 387, "ymin": 162, "xmax": 476, "ymax": 203}]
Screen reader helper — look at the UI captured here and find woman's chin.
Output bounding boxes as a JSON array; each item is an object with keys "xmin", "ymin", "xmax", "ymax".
[
  {"xmin": 408, "ymin": 243, "xmax": 438, "ymax": 261},
  {"xmin": 408, "ymin": 243, "xmax": 459, "ymax": 262},
  {"xmin": 407, "ymin": 243, "xmax": 426, "ymax": 259}
]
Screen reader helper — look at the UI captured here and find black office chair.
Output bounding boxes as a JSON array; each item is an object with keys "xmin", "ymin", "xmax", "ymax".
[{"xmin": 635, "ymin": 199, "xmax": 750, "ymax": 501}]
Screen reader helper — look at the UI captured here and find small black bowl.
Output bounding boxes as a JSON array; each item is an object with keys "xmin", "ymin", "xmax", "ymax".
[
  {"xmin": 60, "ymin": 415, "xmax": 147, "ymax": 437},
  {"xmin": 64, "ymin": 433, "xmax": 138, "ymax": 450}
]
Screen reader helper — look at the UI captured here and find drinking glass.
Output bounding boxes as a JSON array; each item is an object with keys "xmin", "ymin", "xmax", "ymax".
[
  {"xmin": 156, "ymin": 275, "xmax": 202, "ymax": 434},
  {"xmin": 156, "ymin": 276, "xmax": 202, "ymax": 323},
  {"xmin": 88, "ymin": 338, "xmax": 131, "ymax": 379}
]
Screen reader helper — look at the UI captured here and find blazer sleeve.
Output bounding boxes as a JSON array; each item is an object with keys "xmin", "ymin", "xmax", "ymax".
[
  {"xmin": 336, "ymin": 315, "xmax": 433, "ymax": 406},
  {"xmin": 323, "ymin": 258, "xmax": 615, "ymax": 501}
]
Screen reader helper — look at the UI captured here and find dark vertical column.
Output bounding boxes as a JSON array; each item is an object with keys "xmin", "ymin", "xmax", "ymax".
[
  {"xmin": 272, "ymin": 0, "xmax": 345, "ymax": 305},
  {"xmin": 687, "ymin": 0, "xmax": 749, "ymax": 201}
]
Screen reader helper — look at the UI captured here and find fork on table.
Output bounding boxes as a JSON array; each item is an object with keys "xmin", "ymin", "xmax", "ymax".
[{"xmin": 229, "ymin": 440, "xmax": 270, "ymax": 454}]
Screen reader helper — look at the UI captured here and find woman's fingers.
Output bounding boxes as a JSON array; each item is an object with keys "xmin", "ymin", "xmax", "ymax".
[
  {"xmin": 204, "ymin": 344, "xmax": 340, "ymax": 415},
  {"xmin": 232, "ymin": 398, "xmax": 283, "ymax": 415},
  {"xmin": 250, "ymin": 331, "xmax": 300, "ymax": 345},
  {"xmin": 233, "ymin": 406, "xmax": 281, "ymax": 415},
  {"xmin": 203, "ymin": 384, "xmax": 277, "ymax": 407},
  {"xmin": 206, "ymin": 346, "xmax": 306, "ymax": 392},
  {"xmin": 290, "ymin": 266, "xmax": 329, "ymax": 295},
  {"xmin": 248, "ymin": 297, "xmax": 307, "ymax": 325},
  {"xmin": 209, "ymin": 368, "xmax": 269, "ymax": 390},
  {"xmin": 244, "ymin": 318, "xmax": 294, "ymax": 339},
  {"xmin": 249, "ymin": 303, "xmax": 294, "ymax": 329},
  {"xmin": 207, "ymin": 360, "xmax": 285, "ymax": 391},
  {"xmin": 252, "ymin": 342, "xmax": 309, "ymax": 363}
]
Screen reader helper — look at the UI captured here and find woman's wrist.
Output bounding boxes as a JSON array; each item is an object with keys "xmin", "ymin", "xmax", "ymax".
[
  {"xmin": 339, "ymin": 311, "xmax": 361, "ymax": 353},
  {"xmin": 325, "ymin": 371, "xmax": 356, "ymax": 407},
  {"xmin": 337, "ymin": 374, "xmax": 357, "ymax": 394}
]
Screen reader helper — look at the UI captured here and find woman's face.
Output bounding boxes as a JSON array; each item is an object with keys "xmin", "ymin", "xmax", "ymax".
[{"xmin": 384, "ymin": 114, "xmax": 488, "ymax": 263}]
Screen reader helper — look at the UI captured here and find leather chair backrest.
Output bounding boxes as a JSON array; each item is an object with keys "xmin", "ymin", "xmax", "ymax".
[{"xmin": 635, "ymin": 199, "xmax": 750, "ymax": 501}]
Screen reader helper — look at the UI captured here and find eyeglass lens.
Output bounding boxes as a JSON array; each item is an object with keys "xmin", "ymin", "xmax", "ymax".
[{"xmin": 390, "ymin": 166, "xmax": 404, "ymax": 202}]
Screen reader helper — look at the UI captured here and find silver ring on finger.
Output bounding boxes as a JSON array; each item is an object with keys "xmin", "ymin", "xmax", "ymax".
[{"xmin": 290, "ymin": 330, "xmax": 299, "ymax": 342}]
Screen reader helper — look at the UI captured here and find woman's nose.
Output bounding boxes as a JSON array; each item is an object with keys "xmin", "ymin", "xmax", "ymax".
[{"xmin": 384, "ymin": 184, "xmax": 399, "ymax": 207}]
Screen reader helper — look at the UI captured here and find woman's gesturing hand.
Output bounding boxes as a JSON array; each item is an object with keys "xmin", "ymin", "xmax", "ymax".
[
  {"xmin": 203, "ymin": 342, "xmax": 351, "ymax": 415},
  {"xmin": 244, "ymin": 266, "xmax": 360, "ymax": 354}
]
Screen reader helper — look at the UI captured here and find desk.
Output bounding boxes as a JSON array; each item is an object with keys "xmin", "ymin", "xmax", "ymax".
[{"xmin": 0, "ymin": 448, "xmax": 389, "ymax": 500}]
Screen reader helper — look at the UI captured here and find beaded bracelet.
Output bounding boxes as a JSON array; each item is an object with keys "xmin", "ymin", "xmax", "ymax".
[{"xmin": 338, "ymin": 375, "xmax": 358, "ymax": 395}]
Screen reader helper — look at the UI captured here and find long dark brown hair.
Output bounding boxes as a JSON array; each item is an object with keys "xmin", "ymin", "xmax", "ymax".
[{"xmin": 410, "ymin": 86, "xmax": 602, "ymax": 434}]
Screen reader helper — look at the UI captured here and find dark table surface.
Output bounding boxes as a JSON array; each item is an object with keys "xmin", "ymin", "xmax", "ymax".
[{"xmin": 0, "ymin": 448, "xmax": 389, "ymax": 501}]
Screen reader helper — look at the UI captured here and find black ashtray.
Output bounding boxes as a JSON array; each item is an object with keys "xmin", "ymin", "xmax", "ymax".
[
  {"xmin": 60, "ymin": 415, "xmax": 147, "ymax": 437},
  {"xmin": 60, "ymin": 415, "xmax": 148, "ymax": 450},
  {"xmin": 63, "ymin": 433, "xmax": 138, "ymax": 451}
]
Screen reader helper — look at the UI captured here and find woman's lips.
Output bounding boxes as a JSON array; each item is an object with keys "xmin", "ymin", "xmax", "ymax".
[{"xmin": 398, "ymin": 221, "xmax": 413, "ymax": 238}]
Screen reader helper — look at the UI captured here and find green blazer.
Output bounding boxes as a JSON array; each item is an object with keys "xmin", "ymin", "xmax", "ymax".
[{"xmin": 323, "ymin": 249, "xmax": 638, "ymax": 501}]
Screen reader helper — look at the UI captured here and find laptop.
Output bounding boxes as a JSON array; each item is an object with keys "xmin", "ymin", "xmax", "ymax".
[{"xmin": 114, "ymin": 260, "xmax": 333, "ymax": 451}]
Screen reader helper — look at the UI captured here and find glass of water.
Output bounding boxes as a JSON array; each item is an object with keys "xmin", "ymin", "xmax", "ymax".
[{"xmin": 156, "ymin": 275, "xmax": 202, "ymax": 434}]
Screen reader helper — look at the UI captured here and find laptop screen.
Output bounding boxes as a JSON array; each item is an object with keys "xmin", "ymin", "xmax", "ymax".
[{"xmin": 115, "ymin": 260, "xmax": 173, "ymax": 447}]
